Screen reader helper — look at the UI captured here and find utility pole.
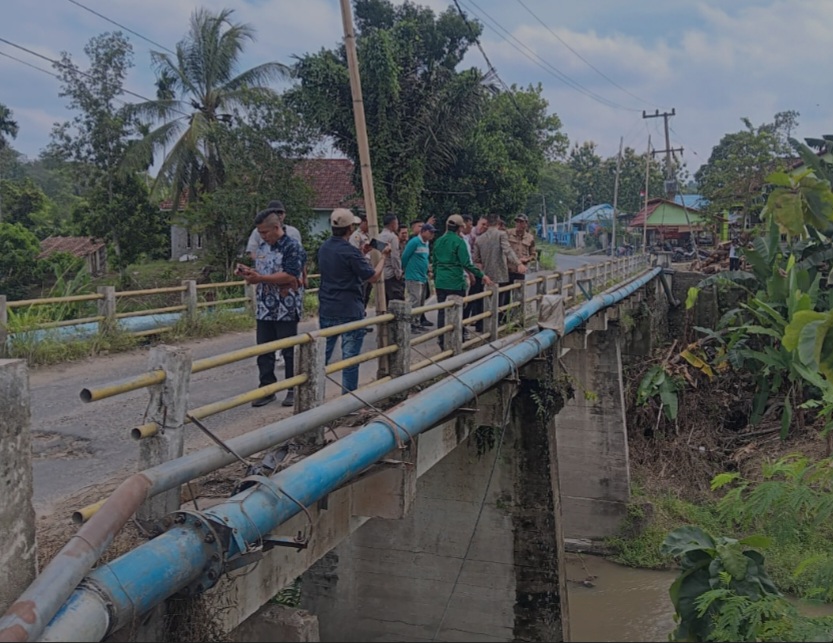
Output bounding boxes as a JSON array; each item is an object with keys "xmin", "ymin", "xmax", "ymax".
[
  {"xmin": 642, "ymin": 134, "xmax": 651, "ymax": 253},
  {"xmin": 339, "ymin": 0, "xmax": 388, "ymax": 374},
  {"xmin": 611, "ymin": 136, "xmax": 623, "ymax": 255},
  {"xmin": 642, "ymin": 108, "xmax": 683, "ymax": 200},
  {"xmin": 541, "ymin": 194, "xmax": 547, "ymax": 238}
]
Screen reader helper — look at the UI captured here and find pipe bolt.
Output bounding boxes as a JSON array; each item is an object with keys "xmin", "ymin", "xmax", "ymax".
[
  {"xmin": 204, "ymin": 533, "xmax": 215, "ymax": 544},
  {"xmin": 207, "ymin": 570, "xmax": 217, "ymax": 581},
  {"xmin": 174, "ymin": 514, "xmax": 186, "ymax": 524}
]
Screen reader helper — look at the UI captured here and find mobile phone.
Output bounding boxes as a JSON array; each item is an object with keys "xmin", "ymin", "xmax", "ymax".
[
  {"xmin": 234, "ymin": 262, "xmax": 249, "ymax": 275},
  {"xmin": 369, "ymin": 238, "xmax": 388, "ymax": 252}
]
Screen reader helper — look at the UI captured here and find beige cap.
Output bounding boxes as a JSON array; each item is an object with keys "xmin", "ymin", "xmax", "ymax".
[
  {"xmin": 331, "ymin": 208, "xmax": 361, "ymax": 227},
  {"xmin": 447, "ymin": 214, "xmax": 465, "ymax": 228}
]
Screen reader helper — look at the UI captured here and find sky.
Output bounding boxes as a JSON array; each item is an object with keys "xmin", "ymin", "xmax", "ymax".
[{"xmin": 1, "ymin": 0, "xmax": 830, "ymax": 177}]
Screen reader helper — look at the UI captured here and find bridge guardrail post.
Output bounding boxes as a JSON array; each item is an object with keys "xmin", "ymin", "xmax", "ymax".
[
  {"xmin": 97, "ymin": 285, "xmax": 116, "ymax": 334},
  {"xmin": 487, "ymin": 283, "xmax": 500, "ymax": 341},
  {"xmin": 245, "ymin": 283, "xmax": 257, "ymax": 317},
  {"xmin": 447, "ymin": 295, "xmax": 464, "ymax": 355},
  {"xmin": 297, "ymin": 336, "xmax": 327, "ymax": 445},
  {"xmin": 0, "ymin": 359, "xmax": 36, "ymax": 615},
  {"xmin": 182, "ymin": 279, "xmax": 197, "ymax": 322},
  {"xmin": 137, "ymin": 346, "xmax": 192, "ymax": 528},
  {"xmin": 0, "ymin": 295, "xmax": 7, "ymax": 358},
  {"xmin": 388, "ymin": 300, "xmax": 411, "ymax": 380},
  {"xmin": 536, "ymin": 278, "xmax": 548, "ymax": 318},
  {"xmin": 511, "ymin": 280, "xmax": 526, "ymax": 330}
]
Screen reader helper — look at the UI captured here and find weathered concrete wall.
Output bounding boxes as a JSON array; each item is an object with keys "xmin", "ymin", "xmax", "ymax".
[
  {"xmin": 620, "ymin": 278, "xmax": 669, "ymax": 362},
  {"xmin": 0, "ymin": 360, "xmax": 37, "ymax": 614},
  {"xmin": 555, "ymin": 328, "xmax": 630, "ymax": 542},
  {"xmin": 302, "ymin": 378, "xmax": 569, "ymax": 642}
]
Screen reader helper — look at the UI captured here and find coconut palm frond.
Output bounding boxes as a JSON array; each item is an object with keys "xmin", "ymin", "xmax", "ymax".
[{"xmin": 223, "ymin": 62, "xmax": 291, "ymax": 93}]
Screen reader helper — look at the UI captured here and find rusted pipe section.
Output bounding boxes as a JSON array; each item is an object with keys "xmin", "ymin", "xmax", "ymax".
[{"xmin": 0, "ymin": 475, "xmax": 151, "ymax": 642}]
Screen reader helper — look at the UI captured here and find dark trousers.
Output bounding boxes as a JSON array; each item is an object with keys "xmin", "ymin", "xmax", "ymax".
[
  {"xmin": 256, "ymin": 319, "xmax": 298, "ymax": 387},
  {"xmin": 729, "ymin": 257, "xmax": 740, "ymax": 271},
  {"xmin": 464, "ymin": 277, "xmax": 484, "ymax": 332},
  {"xmin": 437, "ymin": 288, "xmax": 465, "ymax": 350},
  {"xmin": 498, "ymin": 282, "xmax": 511, "ymax": 325},
  {"xmin": 362, "ymin": 282, "xmax": 373, "ymax": 310},
  {"xmin": 385, "ymin": 277, "xmax": 406, "ymax": 303}
]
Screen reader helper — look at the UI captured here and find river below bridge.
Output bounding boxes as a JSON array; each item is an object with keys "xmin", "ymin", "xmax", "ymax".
[{"xmin": 566, "ymin": 554, "xmax": 833, "ymax": 642}]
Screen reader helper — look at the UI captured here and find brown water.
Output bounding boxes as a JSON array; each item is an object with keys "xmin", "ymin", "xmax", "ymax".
[
  {"xmin": 565, "ymin": 554, "xmax": 833, "ymax": 642},
  {"xmin": 566, "ymin": 554, "xmax": 677, "ymax": 642}
]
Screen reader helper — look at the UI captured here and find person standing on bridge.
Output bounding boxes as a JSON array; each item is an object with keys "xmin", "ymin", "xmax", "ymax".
[
  {"xmin": 239, "ymin": 209, "xmax": 306, "ymax": 408},
  {"xmin": 318, "ymin": 208, "xmax": 389, "ymax": 394},
  {"xmin": 507, "ymin": 213, "xmax": 537, "ymax": 281},
  {"xmin": 402, "ymin": 222, "xmax": 436, "ymax": 332},
  {"xmin": 473, "ymin": 213, "xmax": 526, "ymax": 320},
  {"xmin": 432, "ymin": 215, "xmax": 492, "ymax": 350}
]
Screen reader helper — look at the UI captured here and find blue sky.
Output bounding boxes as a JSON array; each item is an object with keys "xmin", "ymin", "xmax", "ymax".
[{"xmin": 1, "ymin": 0, "xmax": 830, "ymax": 175}]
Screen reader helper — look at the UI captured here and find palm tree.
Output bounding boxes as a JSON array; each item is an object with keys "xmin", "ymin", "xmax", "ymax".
[
  {"xmin": 128, "ymin": 8, "xmax": 289, "ymax": 200},
  {"xmin": 0, "ymin": 103, "xmax": 19, "ymax": 151}
]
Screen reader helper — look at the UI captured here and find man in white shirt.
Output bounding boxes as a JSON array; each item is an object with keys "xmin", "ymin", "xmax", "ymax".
[{"xmin": 247, "ymin": 200, "xmax": 302, "ymax": 258}]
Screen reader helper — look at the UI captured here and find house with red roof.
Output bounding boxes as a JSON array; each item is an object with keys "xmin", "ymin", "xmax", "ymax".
[
  {"xmin": 165, "ymin": 158, "xmax": 360, "ymax": 260},
  {"xmin": 37, "ymin": 236, "xmax": 107, "ymax": 276}
]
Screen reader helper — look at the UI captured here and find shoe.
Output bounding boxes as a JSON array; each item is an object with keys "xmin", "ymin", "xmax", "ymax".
[
  {"xmin": 365, "ymin": 327, "xmax": 373, "ymax": 333},
  {"xmin": 251, "ymin": 393, "xmax": 276, "ymax": 408},
  {"xmin": 420, "ymin": 319, "xmax": 434, "ymax": 327},
  {"xmin": 281, "ymin": 391, "xmax": 295, "ymax": 408},
  {"xmin": 411, "ymin": 324, "xmax": 425, "ymax": 334}
]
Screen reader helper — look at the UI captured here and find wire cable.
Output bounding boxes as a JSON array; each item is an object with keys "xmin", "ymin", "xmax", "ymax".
[
  {"xmin": 514, "ymin": 0, "xmax": 665, "ymax": 110},
  {"xmin": 0, "ymin": 49, "xmax": 61, "ymax": 79},
  {"xmin": 461, "ymin": 0, "xmax": 639, "ymax": 112},
  {"xmin": 0, "ymin": 36, "xmax": 191, "ymax": 118},
  {"xmin": 65, "ymin": 0, "xmax": 177, "ymax": 55}
]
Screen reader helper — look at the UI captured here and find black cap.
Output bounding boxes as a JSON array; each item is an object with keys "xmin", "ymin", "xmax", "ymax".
[{"xmin": 265, "ymin": 200, "xmax": 285, "ymax": 213}]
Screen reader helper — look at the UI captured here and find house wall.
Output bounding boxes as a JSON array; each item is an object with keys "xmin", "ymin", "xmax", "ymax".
[{"xmin": 170, "ymin": 225, "xmax": 205, "ymax": 261}]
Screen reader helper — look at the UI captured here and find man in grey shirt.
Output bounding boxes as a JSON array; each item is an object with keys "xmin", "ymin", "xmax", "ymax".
[
  {"xmin": 473, "ymin": 213, "xmax": 526, "ymax": 317},
  {"xmin": 378, "ymin": 212, "xmax": 405, "ymax": 302},
  {"xmin": 246, "ymin": 200, "xmax": 302, "ymax": 258}
]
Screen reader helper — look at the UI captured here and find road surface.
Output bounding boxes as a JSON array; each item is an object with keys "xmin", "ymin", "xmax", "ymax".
[{"xmin": 28, "ymin": 252, "xmax": 610, "ymax": 512}]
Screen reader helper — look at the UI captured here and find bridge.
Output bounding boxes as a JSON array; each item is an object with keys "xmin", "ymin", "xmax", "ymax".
[{"xmin": 0, "ymin": 255, "xmax": 676, "ymax": 642}]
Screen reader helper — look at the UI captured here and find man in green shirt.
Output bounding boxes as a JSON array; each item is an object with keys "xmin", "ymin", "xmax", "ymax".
[{"xmin": 432, "ymin": 215, "xmax": 493, "ymax": 349}]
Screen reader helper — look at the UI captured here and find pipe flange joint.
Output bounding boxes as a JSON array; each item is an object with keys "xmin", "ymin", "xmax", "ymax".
[{"xmin": 165, "ymin": 510, "xmax": 225, "ymax": 597}]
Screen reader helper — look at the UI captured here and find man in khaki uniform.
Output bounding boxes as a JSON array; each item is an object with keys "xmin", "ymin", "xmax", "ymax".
[{"xmin": 507, "ymin": 213, "xmax": 536, "ymax": 282}]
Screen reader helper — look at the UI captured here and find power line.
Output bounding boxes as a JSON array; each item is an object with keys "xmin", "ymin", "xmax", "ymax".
[
  {"xmin": 0, "ymin": 49, "xmax": 61, "ymax": 79},
  {"xmin": 461, "ymin": 0, "xmax": 639, "ymax": 112},
  {"xmin": 514, "ymin": 0, "xmax": 665, "ymax": 110},
  {"xmin": 0, "ymin": 36, "xmax": 189, "ymax": 118},
  {"xmin": 65, "ymin": 0, "xmax": 177, "ymax": 55}
]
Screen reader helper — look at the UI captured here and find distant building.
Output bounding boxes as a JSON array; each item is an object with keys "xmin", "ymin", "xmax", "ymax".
[
  {"xmin": 37, "ymin": 236, "xmax": 107, "ymax": 276},
  {"xmin": 629, "ymin": 198, "xmax": 705, "ymax": 244},
  {"xmin": 165, "ymin": 158, "xmax": 362, "ymax": 260}
]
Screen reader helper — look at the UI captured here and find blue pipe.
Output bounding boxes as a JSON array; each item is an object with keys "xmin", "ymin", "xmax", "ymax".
[
  {"xmin": 6, "ymin": 308, "xmax": 246, "ymax": 345},
  {"xmin": 39, "ymin": 267, "xmax": 661, "ymax": 641}
]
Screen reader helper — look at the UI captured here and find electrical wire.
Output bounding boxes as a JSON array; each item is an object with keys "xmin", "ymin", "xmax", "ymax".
[
  {"xmin": 461, "ymin": 0, "xmax": 639, "ymax": 112},
  {"xmin": 514, "ymin": 0, "xmax": 665, "ymax": 110},
  {"xmin": 65, "ymin": 0, "xmax": 177, "ymax": 55},
  {"xmin": 0, "ymin": 36, "xmax": 191, "ymax": 118},
  {"xmin": 0, "ymin": 49, "xmax": 61, "ymax": 79}
]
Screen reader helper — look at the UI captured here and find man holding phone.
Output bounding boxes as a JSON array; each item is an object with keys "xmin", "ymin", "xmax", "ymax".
[
  {"xmin": 242, "ymin": 209, "xmax": 306, "ymax": 408},
  {"xmin": 378, "ymin": 213, "xmax": 405, "ymax": 302}
]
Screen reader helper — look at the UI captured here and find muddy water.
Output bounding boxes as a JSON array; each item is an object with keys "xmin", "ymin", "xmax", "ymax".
[
  {"xmin": 566, "ymin": 554, "xmax": 676, "ymax": 642},
  {"xmin": 565, "ymin": 554, "xmax": 833, "ymax": 642}
]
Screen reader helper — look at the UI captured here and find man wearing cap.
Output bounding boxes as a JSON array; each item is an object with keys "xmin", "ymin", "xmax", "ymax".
[
  {"xmin": 401, "ymin": 222, "xmax": 436, "ymax": 331},
  {"xmin": 378, "ymin": 213, "xmax": 405, "ymax": 302},
  {"xmin": 432, "ymin": 215, "xmax": 493, "ymax": 350},
  {"xmin": 318, "ymin": 208, "xmax": 389, "ymax": 393},
  {"xmin": 507, "ymin": 213, "xmax": 537, "ymax": 282},
  {"xmin": 239, "ymin": 209, "xmax": 306, "ymax": 408}
]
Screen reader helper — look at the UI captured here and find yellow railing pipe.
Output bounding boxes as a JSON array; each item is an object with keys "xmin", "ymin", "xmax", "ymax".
[
  {"xmin": 115, "ymin": 286, "xmax": 186, "ymax": 297},
  {"xmin": 411, "ymin": 349, "xmax": 454, "ymax": 371},
  {"xmin": 317, "ymin": 314, "xmax": 394, "ymax": 338},
  {"xmin": 80, "ymin": 370, "xmax": 167, "ymax": 403},
  {"xmin": 191, "ymin": 335, "xmax": 311, "ymax": 374},
  {"xmin": 325, "ymin": 344, "xmax": 397, "ymax": 374},
  {"xmin": 8, "ymin": 293, "xmax": 103, "ymax": 307}
]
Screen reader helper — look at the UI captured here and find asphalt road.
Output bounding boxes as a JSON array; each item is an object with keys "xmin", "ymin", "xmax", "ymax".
[{"xmin": 28, "ymin": 252, "xmax": 609, "ymax": 512}]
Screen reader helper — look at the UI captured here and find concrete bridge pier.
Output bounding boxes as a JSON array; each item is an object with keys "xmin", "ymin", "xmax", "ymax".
[
  {"xmin": 300, "ymin": 359, "xmax": 571, "ymax": 642},
  {"xmin": 556, "ymin": 321, "xmax": 631, "ymax": 543}
]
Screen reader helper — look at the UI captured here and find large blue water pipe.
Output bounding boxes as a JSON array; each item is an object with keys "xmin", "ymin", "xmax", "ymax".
[{"xmin": 34, "ymin": 267, "xmax": 661, "ymax": 642}]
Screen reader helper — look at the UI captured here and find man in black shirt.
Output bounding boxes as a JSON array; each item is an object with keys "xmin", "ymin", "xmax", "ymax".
[{"xmin": 318, "ymin": 209, "xmax": 388, "ymax": 393}]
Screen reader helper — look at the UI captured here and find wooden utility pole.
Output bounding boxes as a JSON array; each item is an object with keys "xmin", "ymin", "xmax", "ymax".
[
  {"xmin": 339, "ymin": 0, "xmax": 389, "ymax": 375},
  {"xmin": 642, "ymin": 134, "xmax": 651, "ymax": 253},
  {"xmin": 643, "ymin": 109, "xmax": 683, "ymax": 200},
  {"xmin": 340, "ymin": 0, "xmax": 386, "ymax": 313},
  {"xmin": 611, "ymin": 136, "xmax": 623, "ymax": 255}
]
